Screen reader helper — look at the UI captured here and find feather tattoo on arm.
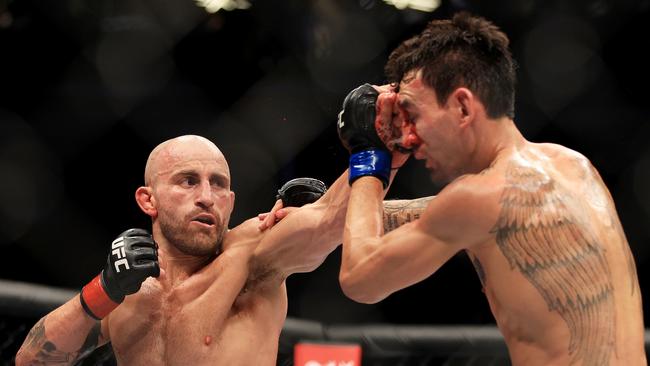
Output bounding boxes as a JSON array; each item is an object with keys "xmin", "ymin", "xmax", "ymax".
[{"xmin": 491, "ymin": 164, "xmax": 615, "ymax": 366}]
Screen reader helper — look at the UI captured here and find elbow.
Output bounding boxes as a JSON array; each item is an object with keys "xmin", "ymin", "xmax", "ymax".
[
  {"xmin": 339, "ymin": 271, "xmax": 384, "ymax": 304},
  {"xmin": 15, "ymin": 348, "xmax": 30, "ymax": 366}
]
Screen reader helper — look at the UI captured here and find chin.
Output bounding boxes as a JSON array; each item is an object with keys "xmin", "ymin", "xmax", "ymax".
[
  {"xmin": 428, "ymin": 170, "xmax": 454, "ymax": 187},
  {"xmin": 195, "ymin": 231, "xmax": 224, "ymax": 254},
  {"xmin": 176, "ymin": 238, "xmax": 219, "ymax": 257}
]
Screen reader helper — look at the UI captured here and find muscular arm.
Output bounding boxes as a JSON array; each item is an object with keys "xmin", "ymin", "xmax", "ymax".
[
  {"xmin": 382, "ymin": 196, "xmax": 434, "ymax": 233},
  {"xmin": 250, "ymin": 169, "xmax": 428, "ymax": 282},
  {"xmin": 339, "ymin": 176, "xmax": 498, "ymax": 303},
  {"xmin": 250, "ymin": 170, "xmax": 351, "ymax": 280},
  {"xmin": 15, "ymin": 295, "xmax": 108, "ymax": 365}
]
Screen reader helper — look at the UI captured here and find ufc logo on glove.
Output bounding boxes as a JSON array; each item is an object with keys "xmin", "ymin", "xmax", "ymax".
[{"xmin": 111, "ymin": 237, "xmax": 130, "ymax": 272}]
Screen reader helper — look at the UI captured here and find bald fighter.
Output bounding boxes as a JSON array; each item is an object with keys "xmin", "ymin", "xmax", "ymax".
[
  {"xmin": 15, "ymin": 134, "xmax": 419, "ymax": 365},
  {"xmin": 338, "ymin": 13, "xmax": 646, "ymax": 366}
]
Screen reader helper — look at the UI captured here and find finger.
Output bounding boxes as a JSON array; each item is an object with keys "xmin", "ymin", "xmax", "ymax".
[
  {"xmin": 134, "ymin": 247, "xmax": 157, "ymax": 261},
  {"xmin": 259, "ymin": 199, "xmax": 284, "ymax": 230},
  {"xmin": 372, "ymin": 84, "xmax": 394, "ymax": 94},
  {"xmin": 376, "ymin": 92, "xmax": 396, "ymax": 122},
  {"xmin": 123, "ymin": 228, "xmax": 150, "ymax": 236},
  {"xmin": 130, "ymin": 237, "xmax": 156, "ymax": 249},
  {"xmin": 276, "ymin": 206, "xmax": 298, "ymax": 219},
  {"xmin": 135, "ymin": 261, "xmax": 160, "ymax": 278},
  {"xmin": 258, "ymin": 212, "xmax": 269, "ymax": 221}
]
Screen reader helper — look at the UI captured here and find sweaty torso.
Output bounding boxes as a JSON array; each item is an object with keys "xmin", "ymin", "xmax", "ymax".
[
  {"xmin": 464, "ymin": 143, "xmax": 645, "ymax": 366},
  {"xmin": 105, "ymin": 218, "xmax": 288, "ymax": 366}
]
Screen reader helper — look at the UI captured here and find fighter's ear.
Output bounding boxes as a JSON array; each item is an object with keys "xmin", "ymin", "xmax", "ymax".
[
  {"xmin": 135, "ymin": 186, "xmax": 157, "ymax": 218},
  {"xmin": 450, "ymin": 87, "xmax": 476, "ymax": 128},
  {"xmin": 228, "ymin": 191, "xmax": 235, "ymax": 216}
]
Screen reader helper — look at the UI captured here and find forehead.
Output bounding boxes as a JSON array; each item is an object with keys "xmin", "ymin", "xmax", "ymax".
[
  {"xmin": 397, "ymin": 70, "xmax": 437, "ymax": 109},
  {"xmin": 158, "ymin": 143, "xmax": 230, "ymax": 178}
]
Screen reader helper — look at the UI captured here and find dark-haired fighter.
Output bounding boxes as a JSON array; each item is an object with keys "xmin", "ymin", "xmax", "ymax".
[{"xmin": 338, "ymin": 13, "xmax": 646, "ymax": 366}]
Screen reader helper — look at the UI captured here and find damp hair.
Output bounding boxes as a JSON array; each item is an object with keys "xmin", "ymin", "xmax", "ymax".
[{"xmin": 385, "ymin": 12, "xmax": 517, "ymax": 119}]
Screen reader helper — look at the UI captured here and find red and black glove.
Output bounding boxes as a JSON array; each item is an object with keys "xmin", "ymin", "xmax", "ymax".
[{"xmin": 80, "ymin": 229, "xmax": 159, "ymax": 320}]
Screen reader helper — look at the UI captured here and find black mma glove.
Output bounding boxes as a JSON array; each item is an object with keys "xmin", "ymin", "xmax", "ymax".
[
  {"xmin": 80, "ymin": 228, "xmax": 160, "ymax": 320},
  {"xmin": 277, "ymin": 178, "xmax": 328, "ymax": 207},
  {"xmin": 337, "ymin": 83, "xmax": 391, "ymax": 188}
]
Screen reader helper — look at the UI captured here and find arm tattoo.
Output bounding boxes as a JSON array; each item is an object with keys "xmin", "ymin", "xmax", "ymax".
[
  {"xmin": 491, "ymin": 164, "xmax": 615, "ymax": 366},
  {"xmin": 19, "ymin": 317, "xmax": 102, "ymax": 365},
  {"xmin": 382, "ymin": 196, "xmax": 434, "ymax": 233}
]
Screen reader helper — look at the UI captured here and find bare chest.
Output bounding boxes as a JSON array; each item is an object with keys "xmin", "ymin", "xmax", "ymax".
[{"xmin": 107, "ymin": 280, "xmax": 287, "ymax": 365}]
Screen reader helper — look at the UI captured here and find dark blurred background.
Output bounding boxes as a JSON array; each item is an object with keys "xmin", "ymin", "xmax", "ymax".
[{"xmin": 0, "ymin": 0, "xmax": 648, "ymax": 328}]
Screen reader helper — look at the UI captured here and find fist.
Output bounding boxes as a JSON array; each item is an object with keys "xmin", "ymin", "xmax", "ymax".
[
  {"xmin": 337, "ymin": 84, "xmax": 392, "ymax": 187},
  {"xmin": 276, "ymin": 177, "xmax": 327, "ymax": 207},
  {"xmin": 81, "ymin": 228, "xmax": 159, "ymax": 319},
  {"xmin": 102, "ymin": 228, "xmax": 160, "ymax": 302},
  {"xmin": 373, "ymin": 86, "xmax": 417, "ymax": 168},
  {"xmin": 337, "ymin": 83, "xmax": 387, "ymax": 154}
]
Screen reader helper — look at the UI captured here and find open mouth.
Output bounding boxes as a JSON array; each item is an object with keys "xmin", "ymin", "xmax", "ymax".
[{"xmin": 192, "ymin": 215, "xmax": 216, "ymax": 226}]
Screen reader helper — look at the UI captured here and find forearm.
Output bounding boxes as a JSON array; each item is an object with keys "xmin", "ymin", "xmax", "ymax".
[
  {"xmin": 313, "ymin": 169, "xmax": 352, "ymax": 236},
  {"xmin": 340, "ymin": 177, "xmax": 386, "ymax": 301},
  {"xmin": 252, "ymin": 170, "xmax": 351, "ymax": 277},
  {"xmin": 15, "ymin": 295, "xmax": 104, "ymax": 366}
]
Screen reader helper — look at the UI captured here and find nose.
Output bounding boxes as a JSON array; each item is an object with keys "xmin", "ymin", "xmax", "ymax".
[
  {"xmin": 400, "ymin": 122, "xmax": 422, "ymax": 149},
  {"xmin": 196, "ymin": 181, "xmax": 214, "ymax": 208}
]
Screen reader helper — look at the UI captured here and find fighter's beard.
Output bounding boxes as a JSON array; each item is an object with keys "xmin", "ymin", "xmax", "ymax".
[{"xmin": 159, "ymin": 218, "xmax": 226, "ymax": 257}]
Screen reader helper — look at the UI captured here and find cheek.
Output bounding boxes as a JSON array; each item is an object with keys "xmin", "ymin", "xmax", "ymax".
[
  {"xmin": 156, "ymin": 203, "xmax": 178, "ymax": 224},
  {"xmin": 215, "ymin": 192, "xmax": 233, "ymax": 214},
  {"xmin": 414, "ymin": 123, "xmax": 436, "ymax": 145}
]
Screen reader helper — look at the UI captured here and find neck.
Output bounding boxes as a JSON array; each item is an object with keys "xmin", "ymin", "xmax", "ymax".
[
  {"xmin": 471, "ymin": 116, "xmax": 525, "ymax": 172},
  {"xmin": 153, "ymin": 229, "xmax": 216, "ymax": 285}
]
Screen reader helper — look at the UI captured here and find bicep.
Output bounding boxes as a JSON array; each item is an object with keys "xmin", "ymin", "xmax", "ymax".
[
  {"xmin": 342, "ymin": 177, "xmax": 501, "ymax": 303},
  {"xmin": 383, "ymin": 181, "xmax": 502, "ymax": 282},
  {"xmin": 369, "ymin": 221, "xmax": 462, "ymax": 293}
]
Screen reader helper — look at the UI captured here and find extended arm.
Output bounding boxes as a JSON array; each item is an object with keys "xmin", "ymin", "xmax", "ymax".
[
  {"xmin": 251, "ymin": 83, "xmax": 415, "ymax": 281},
  {"xmin": 251, "ymin": 170, "xmax": 351, "ymax": 279},
  {"xmin": 252, "ymin": 175, "xmax": 435, "ymax": 285}
]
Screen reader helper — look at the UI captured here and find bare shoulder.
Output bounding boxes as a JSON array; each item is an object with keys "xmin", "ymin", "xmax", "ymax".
[
  {"xmin": 423, "ymin": 169, "xmax": 505, "ymax": 249},
  {"xmin": 534, "ymin": 142, "xmax": 596, "ymax": 174}
]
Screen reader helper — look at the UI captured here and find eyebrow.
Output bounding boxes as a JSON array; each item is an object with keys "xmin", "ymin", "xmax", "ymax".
[
  {"xmin": 173, "ymin": 169, "xmax": 198, "ymax": 178},
  {"xmin": 172, "ymin": 170, "xmax": 229, "ymax": 183}
]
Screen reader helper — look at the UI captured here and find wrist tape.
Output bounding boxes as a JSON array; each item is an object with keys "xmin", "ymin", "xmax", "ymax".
[
  {"xmin": 349, "ymin": 149, "xmax": 391, "ymax": 188},
  {"xmin": 80, "ymin": 274, "xmax": 120, "ymax": 320}
]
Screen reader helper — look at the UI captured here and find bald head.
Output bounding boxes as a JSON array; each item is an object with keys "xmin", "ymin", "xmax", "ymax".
[{"xmin": 144, "ymin": 135, "xmax": 229, "ymax": 186}]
